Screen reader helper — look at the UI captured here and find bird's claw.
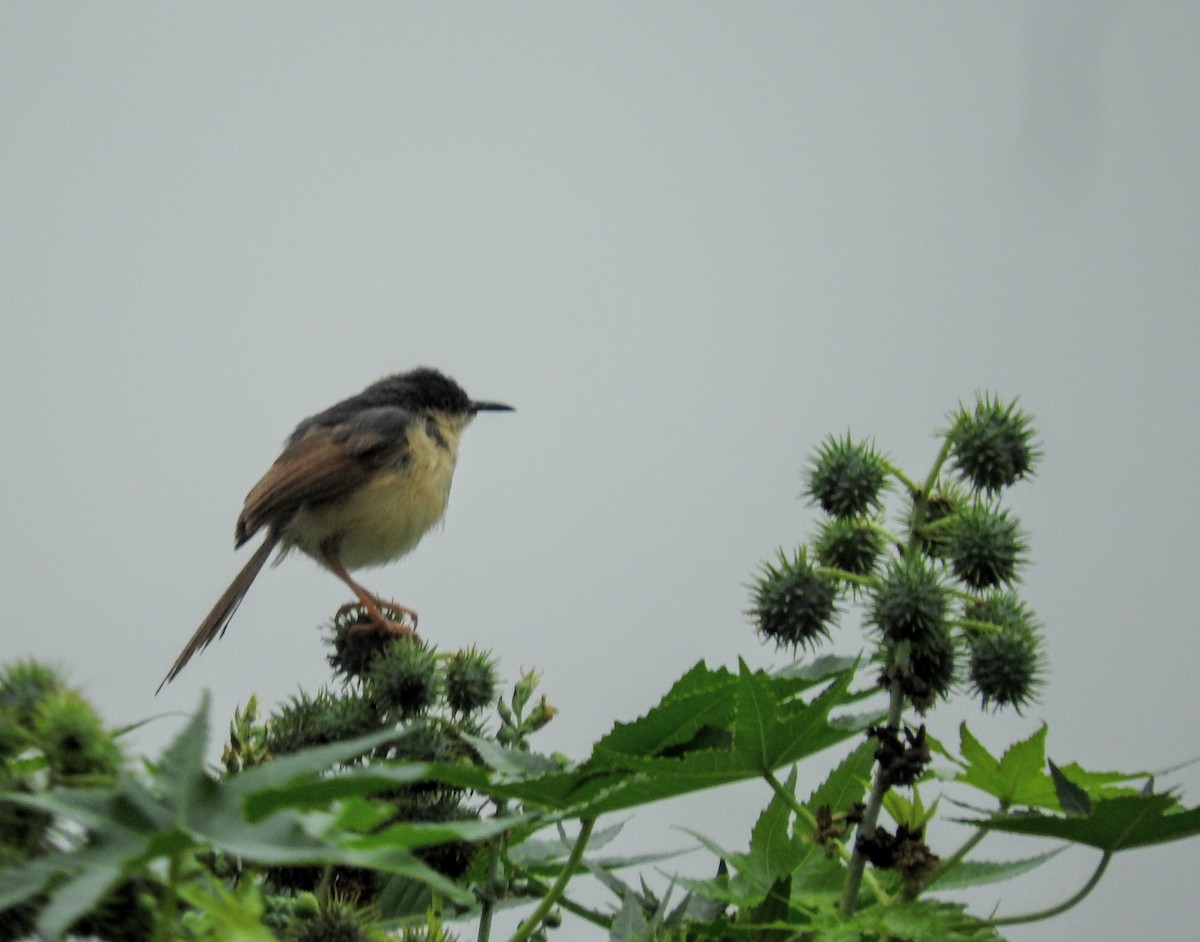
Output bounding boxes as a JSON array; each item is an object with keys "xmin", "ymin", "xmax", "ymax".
[{"xmin": 336, "ymin": 600, "xmax": 420, "ymax": 640}]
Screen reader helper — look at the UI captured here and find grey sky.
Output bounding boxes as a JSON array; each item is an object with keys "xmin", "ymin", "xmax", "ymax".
[{"xmin": 2, "ymin": 3, "xmax": 1198, "ymax": 939}]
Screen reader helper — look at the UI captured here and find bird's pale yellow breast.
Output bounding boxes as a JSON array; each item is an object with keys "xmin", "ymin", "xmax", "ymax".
[{"xmin": 285, "ymin": 414, "xmax": 466, "ymax": 570}]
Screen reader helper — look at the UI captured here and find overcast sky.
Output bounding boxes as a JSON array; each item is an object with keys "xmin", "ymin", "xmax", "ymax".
[{"xmin": 2, "ymin": 4, "xmax": 1198, "ymax": 940}]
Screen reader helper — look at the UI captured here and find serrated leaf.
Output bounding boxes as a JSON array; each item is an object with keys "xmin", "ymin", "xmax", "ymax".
[
  {"xmin": 494, "ymin": 663, "xmax": 860, "ymax": 816},
  {"xmin": 973, "ymin": 793, "xmax": 1200, "ymax": 851},
  {"xmin": 0, "ymin": 857, "xmax": 62, "ymax": 912},
  {"xmin": 847, "ymin": 899, "xmax": 1002, "ymax": 941},
  {"xmin": 925, "ymin": 847, "xmax": 1064, "ymax": 890},
  {"xmin": 152, "ymin": 692, "xmax": 211, "ymax": 825},
  {"xmin": 805, "ymin": 740, "xmax": 876, "ymax": 816},
  {"xmin": 773, "ymin": 654, "xmax": 863, "ymax": 687},
  {"xmin": 734, "ymin": 660, "xmax": 780, "ymax": 770},
  {"xmin": 36, "ymin": 853, "xmax": 126, "ymax": 941},
  {"xmin": 757, "ymin": 669, "xmax": 860, "ymax": 770},
  {"xmin": 956, "ymin": 723, "xmax": 1056, "ymax": 808},
  {"xmin": 375, "ymin": 873, "xmax": 433, "ymax": 920},
  {"xmin": 676, "ymin": 830, "xmax": 771, "ymax": 907},
  {"xmin": 230, "ymin": 727, "xmax": 417, "ymax": 818},
  {"xmin": 610, "ymin": 889, "xmax": 650, "ymax": 942},
  {"xmin": 1049, "ymin": 760, "xmax": 1092, "ymax": 816},
  {"xmin": 238, "ymin": 762, "xmax": 435, "ymax": 822},
  {"xmin": 747, "ymin": 767, "xmax": 804, "ymax": 882},
  {"xmin": 591, "ymin": 662, "xmax": 737, "ymax": 761},
  {"xmin": 460, "ymin": 732, "xmax": 561, "ymax": 777}
]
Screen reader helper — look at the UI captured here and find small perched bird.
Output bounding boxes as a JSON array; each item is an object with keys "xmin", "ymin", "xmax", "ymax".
[{"xmin": 158, "ymin": 367, "xmax": 513, "ymax": 692}]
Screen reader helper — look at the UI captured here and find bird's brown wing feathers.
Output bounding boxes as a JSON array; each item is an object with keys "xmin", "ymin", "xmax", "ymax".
[{"xmin": 236, "ymin": 421, "xmax": 407, "ymax": 544}]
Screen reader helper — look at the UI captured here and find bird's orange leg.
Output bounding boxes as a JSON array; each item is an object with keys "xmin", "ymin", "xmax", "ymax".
[{"xmin": 321, "ymin": 552, "xmax": 419, "ymax": 639}]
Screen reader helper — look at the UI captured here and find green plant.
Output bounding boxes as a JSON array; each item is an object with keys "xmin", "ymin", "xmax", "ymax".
[{"xmin": 2, "ymin": 393, "xmax": 1198, "ymax": 941}]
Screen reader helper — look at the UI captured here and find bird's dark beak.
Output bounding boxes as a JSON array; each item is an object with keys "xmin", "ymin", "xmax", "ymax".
[{"xmin": 470, "ymin": 401, "xmax": 515, "ymax": 413}]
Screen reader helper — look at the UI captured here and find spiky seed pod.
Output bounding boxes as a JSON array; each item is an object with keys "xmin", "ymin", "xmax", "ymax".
[
  {"xmin": 964, "ymin": 591, "xmax": 1037, "ymax": 633},
  {"xmin": 868, "ymin": 556, "xmax": 949, "ymax": 646},
  {"xmin": 266, "ymin": 689, "xmax": 384, "ymax": 759},
  {"xmin": 366, "ymin": 640, "xmax": 442, "ymax": 718},
  {"xmin": 947, "ymin": 394, "xmax": 1039, "ymax": 496},
  {"xmin": 964, "ymin": 592, "xmax": 1043, "ymax": 712},
  {"xmin": 748, "ymin": 548, "xmax": 838, "ymax": 650},
  {"xmin": 885, "ymin": 620, "xmax": 957, "ymax": 714},
  {"xmin": 265, "ymin": 865, "xmax": 378, "ymax": 904},
  {"xmin": 388, "ymin": 719, "xmax": 463, "ymax": 768},
  {"xmin": 265, "ymin": 690, "xmax": 327, "ymax": 756},
  {"xmin": 287, "ymin": 898, "xmax": 377, "ymax": 942},
  {"xmin": 814, "ymin": 516, "xmax": 885, "ymax": 580},
  {"xmin": 327, "ymin": 614, "xmax": 395, "ymax": 682},
  {"xmin": 32, "ymin": 690, "xmax": 121, "ymax": 780},
  {"xmin": 313, "ymin": 693, "xmax": 384, "ymax": 752},
  {"xmin": 968, "ymin": 628, "xmax": 1042, "ymax": 713},
  {"xmin": 0, "ymin": 710, "xmax": 26, "ymax": 762},
  {"xmin": 946, "ymin": 503, "xmax": 1026, "ymax": 590},
  {"xmin": 444, "ymin": 649, "xmax": 498, "ymax": 716},
  {"xmin": 806, "ymin": 434, "xmax": 889, "ymax": 519},
  {"xmin": 0, "ymin": 661, "xmax": 68, "ymax": 728},
  {"xmin": 908, "ymin": 481, "xmax": 964, "ymax": 560}
]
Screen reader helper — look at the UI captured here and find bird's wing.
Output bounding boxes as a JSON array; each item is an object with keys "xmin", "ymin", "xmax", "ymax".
[{"xmin": 235, "ymin": 407, "xmax": 414, "ymax": 544}]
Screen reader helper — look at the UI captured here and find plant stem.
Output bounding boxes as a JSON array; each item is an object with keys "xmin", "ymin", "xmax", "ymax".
[
  {"xmin": 880, "ymin": 460, "xmax": 922, "ymax": 496},
  {"xmin": 153, "ymin": 851, "xmax": 184, "ymax": 942},
  {"xmin": 507, "ymin": 817, "xmax": 596, "ymax": 942},
  {"xmin": 982, "ymin": 852, "xmax": 1112, "ymax": 928},
  {"xmin": 477, "ymin": 798, "xmax": 509, "ymax": 942},
  {"xmin": 917, "ymin": 438, "xmax": 954, "ymax": 509},
  {"xmin": 814, "ymin": 567, "xmax": 879, "ymax": 590},
  {"xmin": 839, "ymin": 680, "xmax": 905, "ymax": 915},
  {"xmin": 518, "ymin": 874, "xmax": 612, "ymax": 928}
]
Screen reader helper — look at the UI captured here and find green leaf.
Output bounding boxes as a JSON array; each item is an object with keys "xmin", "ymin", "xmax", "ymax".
[
  {"xmin": 0, "ymin": 857, "xmax": 69, "ymax": 911},
  {"xmin": 763, "ymin": 669, "xmax": 860, "ymax": 768},
  {"xmin": 747, "ymin": 767, "xmax": 805, "ymax": 883},
  {"xmin": 609, "ymin": 890, "xmax": 650, "ymax": 942},
  {"xmin": 883, "ymin": 785, "xmax": 938, "ymax": 831},
  {"xmin": 493, "ymin": 661, "xmax": 861, "ymax": 815},
  {"xmin": 956, "ymin": 723, "xmax": 1056, "ymax": 808},
  {"xmin": 925, "ymin": 847, "xmax": 1064, "ymax": 890},
  {"xmin": 36, "ymin": 855, "xmax": 125, "ymax": 941},
  {"xmin": 773, "ymin": 654, "xmax": 863, "ymax": 687},
  {"xmin": 676, "ymin": 830, "xmax": 771, "ymax": 907},
  {"xmin": 238, "ymin": 762, "xmax": 435, "ymax": 822},
  {"xmin": 1049, "ymin": 760, "xmax": 1092, "ymax": 816},
  {"xmin": 459, "ymin": 732, "xmax": 561, "ymax": 777},
  {"xmin": 845, "ymin": 899, "xmax": 1002, "ymax": 941},
  {"xmin": 590, "ymin": 661, "xmax": 738, "ymax": 761},
  {"xmin": 226, "ymin": 726, "xmax": 411, "ymax": 813},
  {"xmin": 805, "ymin": 740, "xmax": 876, "ymax": 816},
  {"xmin": 974, "ymin": 793, "xmax": 1200, "ymax": 851},
  {"xmin": 734, "ymin": 660, "xmax": 780, "ymax": 771},
  {"xmin": 338, "ymin": 813, "xmax": 523, "ymax": 853},
  {"xmin": 375, "ymin": 873, "xmax": 433, "ymax": 921},
  {"xmin": 175, "ymin": 878, "xmax": 278, "ymax": 942}
]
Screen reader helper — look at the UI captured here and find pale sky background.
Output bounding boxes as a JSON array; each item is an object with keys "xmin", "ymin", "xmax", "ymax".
[{"xmin": 2, "ymin": 4, "xmax": 1198, "ymax": 940}]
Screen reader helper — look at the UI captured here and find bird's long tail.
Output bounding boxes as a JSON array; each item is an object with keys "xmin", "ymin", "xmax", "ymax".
[{"xmin": 156, "ymin": 532, "xmax": 280, "ymax": 693}]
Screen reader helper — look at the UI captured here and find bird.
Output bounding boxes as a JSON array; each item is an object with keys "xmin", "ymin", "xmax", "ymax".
[{"xmin": 157, "ymin": 367, "xmax": 513, "ymax": 692}]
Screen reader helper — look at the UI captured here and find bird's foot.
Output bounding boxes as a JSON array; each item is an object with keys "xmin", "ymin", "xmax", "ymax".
[{"xmin": 336, "ymin": 600, "xmax": 420, "ymax": 640}]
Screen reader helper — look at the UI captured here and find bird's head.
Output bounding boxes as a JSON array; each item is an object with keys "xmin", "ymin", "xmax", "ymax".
[{"xmin": 376, "ymin": 367, "xmax": 514, "ymax": 422}]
